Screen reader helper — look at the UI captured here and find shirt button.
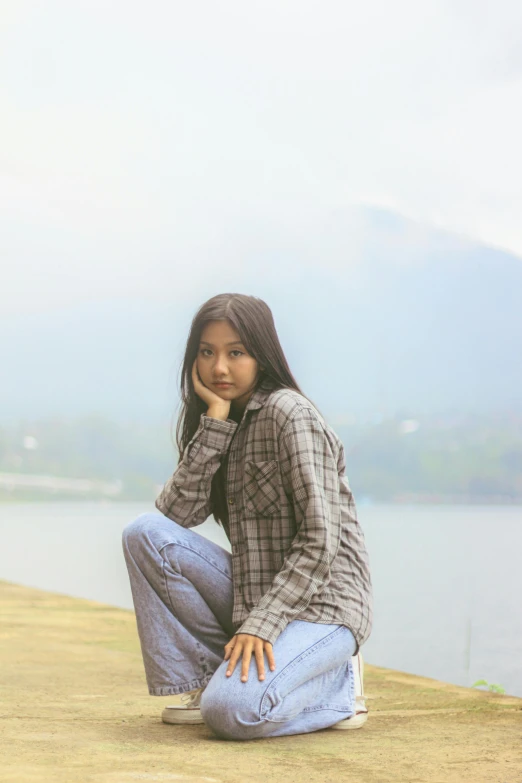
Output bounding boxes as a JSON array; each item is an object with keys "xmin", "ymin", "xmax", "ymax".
[{"xmin": 228, "ymin": 497, "xmax": 235, "ymax": 505}]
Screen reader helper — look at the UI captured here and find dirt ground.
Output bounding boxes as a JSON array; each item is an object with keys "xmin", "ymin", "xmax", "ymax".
[{"xmin": 0, "ymin": 580, "xmax": 521, "ymax": 783}]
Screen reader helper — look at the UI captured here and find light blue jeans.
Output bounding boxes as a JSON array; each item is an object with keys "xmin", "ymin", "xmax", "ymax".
[{"xmin": 122, "ymin": 512, "xmax": 357, "ymax": 740}]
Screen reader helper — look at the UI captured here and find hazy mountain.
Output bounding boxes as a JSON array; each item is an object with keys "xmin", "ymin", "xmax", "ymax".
[{"xmin": 2, "ymin": 207, "xmax": 521, "ymax": 424}]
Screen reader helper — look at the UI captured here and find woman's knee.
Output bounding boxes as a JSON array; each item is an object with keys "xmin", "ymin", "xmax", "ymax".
[
  {"xmin": 121, "ymin": 512, "xmax": 163, "ymax": 558},
  {"xmin": 122, "ymin": 512, "xmax": 194, "ymax": 565},
  {"xmin": 200, "ymin": 678, "xmax": 264, "ymax": 741}
]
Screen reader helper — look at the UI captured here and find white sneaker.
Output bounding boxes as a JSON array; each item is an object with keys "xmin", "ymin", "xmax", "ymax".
[
  {"xmin": 161, "ymin": 687, "xmax": 205, "ymax": 724},
  {"xmin": 330, "ymin": 652, "xmax": 369, "ymax": 730}
]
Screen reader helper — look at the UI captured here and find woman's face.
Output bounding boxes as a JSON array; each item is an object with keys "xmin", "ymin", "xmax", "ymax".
[{"xmin": 196, "ymin": 320, "xmax": 262, "ymax": 412}]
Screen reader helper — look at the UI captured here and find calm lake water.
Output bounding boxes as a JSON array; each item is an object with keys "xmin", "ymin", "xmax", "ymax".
[{"xmin": 0, "ymin": 502, "xmax": 520, "ymax": 697}]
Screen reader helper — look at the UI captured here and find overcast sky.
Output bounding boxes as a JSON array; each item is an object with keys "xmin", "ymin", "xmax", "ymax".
[{"xmin": 2, "ymin": 0, "xmax": 522, "ymax": 315}]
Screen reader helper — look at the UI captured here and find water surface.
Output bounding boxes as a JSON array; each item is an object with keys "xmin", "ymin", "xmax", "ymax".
[{"xmin": 0, "ymin": 502, "xmax": 520, "ymax": 696}]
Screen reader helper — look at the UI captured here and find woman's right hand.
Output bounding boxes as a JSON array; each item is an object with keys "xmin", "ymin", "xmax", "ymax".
[{"xmin": 191, "ymin": 359, "xmax": 231, "ymax": 419}]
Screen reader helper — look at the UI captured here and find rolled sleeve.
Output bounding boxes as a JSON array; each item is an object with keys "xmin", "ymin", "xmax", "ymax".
[
  {"xmin": 155, "ymin": 412, "xmax": 237, "ymax": 527},
  {"xmin": 235, "ymin": 406, "xmax": 342, "ymax": 645},
  {"xmin": 197, "ymin": 415, "xmax": 239, "ymax": 450}
]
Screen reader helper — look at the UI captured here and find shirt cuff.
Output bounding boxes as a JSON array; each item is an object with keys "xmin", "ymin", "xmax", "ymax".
[
  {"xmin": 197, "ymin": 413, "xmax": 238, "ymax": 450},
  {"xmin": 235, "ymin": 610, "xmax": 287, "ymax": 646}
]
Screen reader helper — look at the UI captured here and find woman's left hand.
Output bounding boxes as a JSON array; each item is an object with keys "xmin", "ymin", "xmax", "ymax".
[{"xmin": 224, "ymin": 633, "xmax": 276, "ymax": 682}]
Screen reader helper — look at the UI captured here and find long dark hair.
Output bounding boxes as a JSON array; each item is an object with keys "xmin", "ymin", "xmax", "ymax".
[{"xmin": 172, "ymin": 292, "xmax": 321, "ymax": 526}]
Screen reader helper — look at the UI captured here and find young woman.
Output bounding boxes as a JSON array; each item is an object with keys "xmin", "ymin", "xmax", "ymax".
[{"xmin": 122, "ymin": 293, "xmax": 373, "ymax": 740}]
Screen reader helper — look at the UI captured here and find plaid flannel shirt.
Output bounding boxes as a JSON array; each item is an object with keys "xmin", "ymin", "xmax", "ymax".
[{"xmin": 155, "ymin": 376, "xmax": 373, "ymax": 652}]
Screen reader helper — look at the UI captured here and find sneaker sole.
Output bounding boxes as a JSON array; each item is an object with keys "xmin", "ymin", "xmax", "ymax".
[
  {"xmin": 161, "ymin": 709, "xmax": 205, "ymax": 725},
  {"xmin": 330, "ymin": 711, "xmax": 369, "ymax": 730}
]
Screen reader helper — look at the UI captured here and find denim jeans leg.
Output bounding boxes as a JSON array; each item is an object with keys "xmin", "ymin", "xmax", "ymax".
[
  {"xmin": 122, "ymin": 512, "xmax": 235, "ymax": 696},
  {"xmin": 200, "ymin": 621, "xmax": 357, "ymax": 740}
]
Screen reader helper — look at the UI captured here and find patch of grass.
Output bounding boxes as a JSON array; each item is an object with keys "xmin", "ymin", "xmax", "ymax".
[{"xmin": 471, "ymin": 679, "xmax": 506, "ymax": 694}]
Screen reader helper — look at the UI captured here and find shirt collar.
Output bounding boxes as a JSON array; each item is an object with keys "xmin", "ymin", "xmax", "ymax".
[{"xmin": 244, "ymin": 375, "xmax": 278, "ymax": 412}]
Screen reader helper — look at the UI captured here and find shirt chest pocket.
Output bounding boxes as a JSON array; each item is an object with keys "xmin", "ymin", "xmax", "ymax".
[{"xmin": 243, "ymin": 459, "xmax": 280, "ymax": 516}]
